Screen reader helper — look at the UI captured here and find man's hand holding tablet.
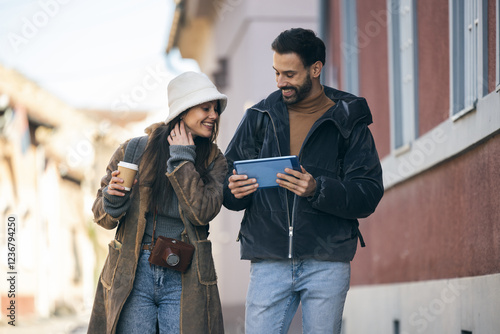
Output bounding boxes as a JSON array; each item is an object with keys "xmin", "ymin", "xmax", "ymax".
[{"xmin": 228, "ymin": 156, "xmax": 317, "ymax": 198}]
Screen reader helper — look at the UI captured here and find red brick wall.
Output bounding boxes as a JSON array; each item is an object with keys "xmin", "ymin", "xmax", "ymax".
[
  {"xmin": 417, "ymin": 0, "xmax": 450, "ymax": 136},
  {"xmin": 352, "ymin": 134, "xmax": 500, "ymax": 285},
  {"xmin": 356, "ymin": 0, "xmax": 391, "ymax": 158}
]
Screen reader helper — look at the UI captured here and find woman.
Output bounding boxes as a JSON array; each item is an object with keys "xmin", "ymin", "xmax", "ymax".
[{"xmin": 87, "ymin": 71, "xmax": 228, "ymax": 334}]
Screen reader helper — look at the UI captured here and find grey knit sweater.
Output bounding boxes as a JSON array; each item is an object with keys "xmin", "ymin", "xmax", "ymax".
[{"xmin": 102, "ymin": 145, "xmax": 196, "ymax": 243}]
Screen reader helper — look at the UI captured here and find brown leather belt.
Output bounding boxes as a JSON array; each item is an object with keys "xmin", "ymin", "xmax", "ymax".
[{"xmin": 142, "ymin": 244, "xmax": 152, "ymax": 250}]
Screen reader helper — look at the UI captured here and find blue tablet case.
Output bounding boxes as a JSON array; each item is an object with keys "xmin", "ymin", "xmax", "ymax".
[{"xmin": 234, "ymin": 155, "xmax": 300, "ymax": 188}]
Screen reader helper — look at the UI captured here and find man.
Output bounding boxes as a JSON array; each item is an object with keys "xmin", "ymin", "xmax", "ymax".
[{"xmin": 223, "ymin": 28, "xmax": 384, "ymax": 334}]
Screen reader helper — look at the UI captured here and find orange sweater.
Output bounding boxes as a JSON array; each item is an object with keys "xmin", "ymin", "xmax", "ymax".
[{"xmin": 288, "ymin": 87, "xmax": 335, "ymax": 156}]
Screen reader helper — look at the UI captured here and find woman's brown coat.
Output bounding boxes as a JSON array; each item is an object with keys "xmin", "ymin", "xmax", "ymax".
[{"xmin": 87, "ymin": 123, "xmax": 227, "ymax": 333}]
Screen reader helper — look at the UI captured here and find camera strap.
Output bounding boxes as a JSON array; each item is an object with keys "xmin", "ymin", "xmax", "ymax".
[{"xmin": 149, "ymin": 207, "xmax": 158, "ymax": 250}]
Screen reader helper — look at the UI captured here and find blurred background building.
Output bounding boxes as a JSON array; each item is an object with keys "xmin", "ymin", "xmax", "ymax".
[
  {"xmin": 0, "ymin": 64, "xmax": 148, "ymax": 327},
  {"xmin": 1, "ymin": 0, "xmax": 499, "ymax": 333}
]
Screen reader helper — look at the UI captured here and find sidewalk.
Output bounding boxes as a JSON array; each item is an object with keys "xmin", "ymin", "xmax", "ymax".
[{"xmin": 0, "ymin": 312, "xmax": 89, "ymax": 334}]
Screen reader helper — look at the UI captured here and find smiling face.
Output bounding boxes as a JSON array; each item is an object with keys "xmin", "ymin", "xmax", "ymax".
[
  {"xmin": 181, "ymin": 100, "xmax": 219, "ymax": 138},
  {"xmin": 273, "ymin": 51, "xmax": 325, "ymax": 106},
  {"xmin": 273, "ymin": 52, "xmax": 315, "ymax": 105}
]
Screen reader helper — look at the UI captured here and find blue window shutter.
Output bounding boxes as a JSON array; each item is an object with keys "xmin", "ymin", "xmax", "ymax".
[
  {"xmin": 389, "ymin": 0, "xmax": 418, "ymax": 149},
  {"xmin": 341, "ymin": 0, "xmax": 359, "ymax": 96}
]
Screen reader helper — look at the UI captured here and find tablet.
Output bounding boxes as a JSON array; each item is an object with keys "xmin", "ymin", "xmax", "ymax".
[{"xmin": 234, "ymin": 155, "xmax": 300, "ymax": 188}]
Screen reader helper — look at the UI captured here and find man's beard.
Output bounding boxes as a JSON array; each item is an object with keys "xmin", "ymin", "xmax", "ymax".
[{"xmin": 281, "ymin": 75, "xmax": 313, "ymax": 105}]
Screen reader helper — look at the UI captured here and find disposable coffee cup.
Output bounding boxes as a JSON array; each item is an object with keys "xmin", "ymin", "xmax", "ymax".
[{"xmin": 117, "ymin": 161, "xmax": 138, "ymax": 191}]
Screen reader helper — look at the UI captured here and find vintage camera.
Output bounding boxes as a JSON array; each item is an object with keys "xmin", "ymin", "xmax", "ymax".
[{"xmin": 148, "ymin": 237, "xmax": 194, "ymax": 272}]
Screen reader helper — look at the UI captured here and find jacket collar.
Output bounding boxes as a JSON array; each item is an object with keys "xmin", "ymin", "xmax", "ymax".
[{"xmin": 253, "ymin": 86, "xmax": 373, "ymax": 139}]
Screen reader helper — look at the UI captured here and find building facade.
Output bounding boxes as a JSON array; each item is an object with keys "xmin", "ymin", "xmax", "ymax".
[
  {"xmin": 325, "ymin": 0, "xmax": 500, "ymax": 333},
  {"xmin": 169, "ymin": 0, "xmax": 500, "ymax": 333},
  {"xmin": 0, "ymin": 65, "xmax": 147, "ymax": 325}
]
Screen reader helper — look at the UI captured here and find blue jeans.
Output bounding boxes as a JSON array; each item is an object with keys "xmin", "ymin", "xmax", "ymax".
[
  {"xmin": 245, "ymin": 259, "xmax": 350, "ymax": 334},
  {"xmin": 116, "ymin": 249, "xmax": 182, "ymax": 334}
]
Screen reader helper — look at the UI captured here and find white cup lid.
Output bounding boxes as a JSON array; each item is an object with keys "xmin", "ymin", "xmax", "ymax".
[{"xmin": 118, "ymin": 161, "xmax": 139, "ymax": 170}]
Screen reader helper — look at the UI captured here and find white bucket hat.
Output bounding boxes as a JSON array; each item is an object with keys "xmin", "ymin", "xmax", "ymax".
[{"xmin": 165, "ymin": 71, "xmax": 228, "ymax": 125}]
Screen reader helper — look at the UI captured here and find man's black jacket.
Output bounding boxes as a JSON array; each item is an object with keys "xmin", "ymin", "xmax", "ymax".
[{"xmin": 223, "ymin": 86, "xmax": 384, "ymax": 262}]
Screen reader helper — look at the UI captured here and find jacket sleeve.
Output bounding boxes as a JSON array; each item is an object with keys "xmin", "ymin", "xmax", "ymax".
[
  {"xmin": 223, "ymin": 108, "xmax": 260, "ymax": 211},
  {"xmin": 308, "ymin": 123, "xmax": 384, "ymax": 219},
  {"xmin": 167, "ymin": 148, "xmax": 228, "ymax": 226},
  {"xmin": 92, "ymin": 140, "xmax": 131, "ymax": 230}
]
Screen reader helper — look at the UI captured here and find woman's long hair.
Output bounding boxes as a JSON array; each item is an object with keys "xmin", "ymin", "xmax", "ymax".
[{"xmin": 140, "ymin": 108, "xmax": 220, "ymax": 213}]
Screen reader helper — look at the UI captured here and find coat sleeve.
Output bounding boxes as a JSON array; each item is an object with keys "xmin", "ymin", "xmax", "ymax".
[
  {"xmin": 308, "ymin": 123, "xmax": 384, "ymax": 219},
  {"xmin": 167, "ymin": 148, "xmax": 228, "ymax": 226},
  {"xmin": 222, "ymin": 108, "xmax": 260, "ymax": 211},
  {"xmin": 92, "ymin": 140, "xmax": 130, "ymax": 230}
]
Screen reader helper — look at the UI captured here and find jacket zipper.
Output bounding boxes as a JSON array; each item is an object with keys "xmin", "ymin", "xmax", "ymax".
[
  {"xmin": 288, "ymin": 149, "xmax": 303, "ymax": 259},
  {"xmin": 253, "ymin": 108, "xmax": 295, "ymax": 258},
  {"xmin": 288, "ymin": 196, "xmax": 297, "ymax": 258}
]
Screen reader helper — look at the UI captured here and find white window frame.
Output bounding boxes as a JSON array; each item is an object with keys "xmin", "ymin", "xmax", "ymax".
[
  {"xmin": 340, "ymin": 0, "xmax": 359, "ymax": 96},
  {"xmin": 381, "ymin": 84, "xmax": 500, "ymax": 189},
  {"xmin": 449, "ymin": 0, "xmax": 488, "ymax": 119},
  {"xmin": 387, "ymin": 0, "xmax": 418, "ymax": 152}
]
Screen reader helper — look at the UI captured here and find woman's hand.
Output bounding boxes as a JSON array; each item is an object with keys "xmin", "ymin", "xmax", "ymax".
[
  {"xmin": 168, "ymin": 120, "xmax": 194, "ymax": 146},
  {"xmin": 107, "ymin": 170, "xmax": 137, "ymax": 196}
]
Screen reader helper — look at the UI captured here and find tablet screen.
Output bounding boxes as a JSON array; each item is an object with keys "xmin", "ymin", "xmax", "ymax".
[{"xmin": 234, "ymin": 155, "xmax": 300, "ymax": 188}]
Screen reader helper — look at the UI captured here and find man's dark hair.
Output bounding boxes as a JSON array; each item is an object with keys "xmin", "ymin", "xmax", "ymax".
[{"xmin": 271, "ymin": 28, "xmax": 326, "ymax": 68}]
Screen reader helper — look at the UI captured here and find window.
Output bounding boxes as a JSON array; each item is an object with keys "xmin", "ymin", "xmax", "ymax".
[
  {"xmin": 340, "ymin": 0, "xmax": 359, "ymax": 95},
  {"xmin": 450, "ymin": 0, "xmax": 488, "ymax": 116},
  {"xmin": 388, "ymin": 0, "xmax": 418, "ymax": 150}
]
